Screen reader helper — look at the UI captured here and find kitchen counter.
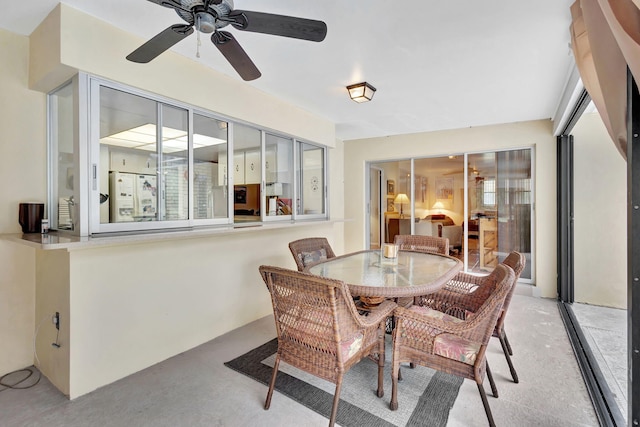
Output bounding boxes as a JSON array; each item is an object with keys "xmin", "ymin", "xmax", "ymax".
[{"xmin": 1, "ymin": 218, "xmax": 347, "ymax": 251}]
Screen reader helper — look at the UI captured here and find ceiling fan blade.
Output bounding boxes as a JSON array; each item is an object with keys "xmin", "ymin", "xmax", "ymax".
[
  {"xmin": 127, "ymin": 24, "xmax": 194, "ymax": 63},
  {"xmin": 212, "ymin": 31, "xmax": 261, "ymax": 81},
  {"xmin": 229, "ymin": 10, "xmax": 327, "ymax": 42},
  {"xmin": 146, "ymin": 0, "xmax": 189, "ymax": 12}
]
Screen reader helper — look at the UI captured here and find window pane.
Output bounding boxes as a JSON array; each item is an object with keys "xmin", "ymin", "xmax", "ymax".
[
  {"xmin": 160, "ymin": 104, "xmax": 188, "ymax": 221},
  {"xmin": 299, "ymin": 142, "xmax": 325, "ymax": 215},
  {"xmin": 265, "ymin": 133, "xmax": 293, "ymax": 216},
  {"xmin": 49, "ymin": 81, "xmax": 76, "ymax": 231},
  {"xmin": 99, "ymin": 86, "xmax": 158, "ymax": 223},
  {"xmin": 193, "ymin": 114, "xmax": 228, "ymax": 219},
  {"xmin": 233, "ymin": 123, "xmax": 261, "ymax": 223}
]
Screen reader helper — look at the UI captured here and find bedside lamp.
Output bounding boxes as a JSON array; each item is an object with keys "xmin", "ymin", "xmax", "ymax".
[
  {"xmin": 394, "ymin": 193, "xmax": 410, "ymax": 218},
  {"xmin": 432, "ymin": 201, "xmax": 445, "ymax": 214}
]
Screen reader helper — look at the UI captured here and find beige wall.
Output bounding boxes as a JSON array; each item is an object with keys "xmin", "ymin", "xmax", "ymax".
[
  {"xmin": 0, "ymin": 29, "xmax": 46, "ymax": 375},
  {"xmin": 0, "ymin": 29, "xmax": 47, "ymax": 233},
  {"xmin": 60, "ymin": 223, "xmax": 340, "ymax": 398},
  {"xmin": 343, "ymin": 120, "xmax": 558, "ymax": 297},
  {"xmin": 30, "ymin": 4, "xmax": 335, "ymax": 148},
  {"xmin": 572, "ymin": 112, "xmax": 626, "ymax": 308}
]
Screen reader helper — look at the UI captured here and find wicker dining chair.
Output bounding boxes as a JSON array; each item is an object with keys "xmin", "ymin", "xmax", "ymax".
[
  {"xmin": 389, "ymin": 264, "xmax": 515, "ymax": 427},
  {"xmin": 392, "ymin": 234, "xmax": 449, "ymax": 312},
  {"xmin": 259, "ymin": 265, "xmax": 396, "ymax": 427},
  {"xmin": 393, "ymin": 234, "xmax": 449, "ymax": 255},
  {"xmin": 415, "ymin": 251, "xmax": 526, "ymax": 384},
  {"xmin": 288, "ymin": 237, "xmax": 337, "ymax": 271}
]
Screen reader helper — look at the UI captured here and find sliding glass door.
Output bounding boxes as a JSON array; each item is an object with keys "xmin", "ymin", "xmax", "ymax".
[
  {"xmin": 467, "ymin": 149, "xmax": 533, "ymax": 280},
  {"xmin": 369, "ymin": 148, "xmax": 533, "ymax": 282}
]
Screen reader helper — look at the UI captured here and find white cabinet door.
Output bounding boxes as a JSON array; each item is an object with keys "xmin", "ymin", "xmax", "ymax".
[
  {"xmin": 244, "ymin": 150, "xmax": 261, "ymax": 184},
  {"xmin": 218, "ymin": 153, "xmax": 228, "ymax": 186},
  {"xmin": 233, "ymin": 152, "xmax": 245, "ymax": 185},
  {"xmin": 265, "ymin": 146, "xmax": 276, "ymax": 183},
  {"xmin": 110, "ymin": 150, "xmax": 156, "ymax": 174},
  {"xmin": 110, "ymin": 151, "xmax": 138, "ymax": 173},
  {"xmin": 137, "ymin": 154, "xmax": 157, "ymax": 175}
]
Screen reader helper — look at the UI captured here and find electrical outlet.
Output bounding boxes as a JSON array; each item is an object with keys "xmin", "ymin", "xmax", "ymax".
[{"xmin": 53, "ymin": 312, "xmax": 60, "ymax": 330}]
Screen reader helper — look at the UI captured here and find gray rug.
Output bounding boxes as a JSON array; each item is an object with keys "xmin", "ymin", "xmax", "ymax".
[{"xmin": 224, "ymin": 338, "xmax": 463, "ymax": 427}]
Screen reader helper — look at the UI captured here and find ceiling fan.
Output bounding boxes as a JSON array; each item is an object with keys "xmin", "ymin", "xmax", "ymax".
[
  {"xmin": 443, "ymin": 163, "xmax": 480, "ymax": 176},
  {"xmin": 127, "ymin": 0, "xmax": 327, "ymax": 81}
]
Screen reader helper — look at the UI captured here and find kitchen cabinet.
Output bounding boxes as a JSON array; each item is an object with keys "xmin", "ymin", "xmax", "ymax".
[
  {"xmin": 265, "ymin": 146, "xmax": 276, "ymax": 183},
  {"xmin": 233, "ymin": 152, "xmax": 245, "ymax": 184},
  {"xmin": 218, "ymin": 153, "xmax": 228, "ymax": 186},
  {"xmin": 110, "ymin": 150, "xmax": 156, "ymax": 174},
  {"xmin": 265, "ymin": 144, "xmax": 293, "ymax": 184},
  {"xmin": 227, "ymin": 150, "xmax": 261, "ymax": 185},
  {"xmin": 479, "ymin": 218, "xmax": 498, "ymax": 270},
  {"xmin": 244, "ymin": 150, "xmax": 261, "ymax": 184}
]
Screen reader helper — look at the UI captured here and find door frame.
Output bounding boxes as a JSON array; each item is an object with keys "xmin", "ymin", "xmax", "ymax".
[
  {"xmin": 556, "ymin": 84, "xmax": 630, "ymax": 426},
  {"xmin": 366, "ymin": 164, "xmax": 384, "ymax": 249}
]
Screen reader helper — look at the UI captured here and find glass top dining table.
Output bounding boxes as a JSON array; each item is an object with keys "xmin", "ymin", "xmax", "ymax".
[{"xmin": 306, "ymin": 250, "xmax": 463, "ymax": 298}]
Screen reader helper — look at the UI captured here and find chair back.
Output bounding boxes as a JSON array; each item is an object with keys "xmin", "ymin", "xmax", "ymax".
[
  {"xmin": 259, "ymin": 265, "xmax": 363, "ymax": 376},
  {"xmin": 394, "ymin": 234, "xmax": 449, "ymax": 255},
  {"xmin": 288, "ymin": 237, "xmax": 337, "ymax": 271},
  {"xmin": 494, "ymin": 251, "xmax": 526, "ymax": 332},
  {"xmin": 441, "ymin": 225, "xmax": 462, "ymax": 250},
  {"xmin": 465, "ymin": 264, "xmax": 516, "ymax": 346}
]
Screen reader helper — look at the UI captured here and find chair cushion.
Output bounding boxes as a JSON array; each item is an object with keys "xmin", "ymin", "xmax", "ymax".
[
  {"xmin": 298, "ymin": 248, "xmax": 328, "ymax": 266},
  {"xmin": 433, "ymin": 333, "xmax": 481, "ymax": 365},
  {"xmin": 340, "ymin": 333, "xmax": 364, "ymax": 359},
  {"xmin": 409, "ymin": 306, "xmax": 480, "ymax": 365},
  {"xmin": 409, "ymin": 305, "xmax": 464, "ymax": 324}
]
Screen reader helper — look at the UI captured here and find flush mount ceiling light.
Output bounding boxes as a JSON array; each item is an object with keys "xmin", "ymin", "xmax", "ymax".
[{"xmin": 346, "ymin": 82, "xmax": 376, "ymax": 103}]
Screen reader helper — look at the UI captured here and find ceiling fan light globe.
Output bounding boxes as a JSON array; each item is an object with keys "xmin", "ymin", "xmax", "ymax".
[{"xmin": 195, "ymin": 11, "xmax": 216, "ymax": 33}]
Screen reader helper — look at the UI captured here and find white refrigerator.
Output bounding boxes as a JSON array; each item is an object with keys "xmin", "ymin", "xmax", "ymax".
[{"xmin": 110, "ymin": 172, "xmax": 157, "ymax": 222}]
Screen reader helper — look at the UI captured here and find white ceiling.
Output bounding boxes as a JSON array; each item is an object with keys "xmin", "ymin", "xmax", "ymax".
[{"xmin": 0, "ymin": 0, "xmax": 575, "ymax": 141}]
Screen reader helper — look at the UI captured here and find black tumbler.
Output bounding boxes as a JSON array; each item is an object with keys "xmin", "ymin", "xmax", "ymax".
[{"xmin": 18, "ymin": 203, "xmax": 44, "ymax": 233}]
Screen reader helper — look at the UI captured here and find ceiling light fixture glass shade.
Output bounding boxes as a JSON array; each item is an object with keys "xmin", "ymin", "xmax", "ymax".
[{"xmin": 347, "ymin": 82, "xmax": 376, "ymax": 103}]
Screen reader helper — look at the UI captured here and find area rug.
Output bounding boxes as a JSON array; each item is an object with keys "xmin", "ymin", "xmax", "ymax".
[{"xmin": 224, "ymin": 338, "xmax": 463, "ymax": 427}]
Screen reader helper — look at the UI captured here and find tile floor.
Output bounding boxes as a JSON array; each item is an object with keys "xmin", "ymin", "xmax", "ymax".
[
  {"xmin": 572, "ymin": 302, "xmax": 628, "ymax": 424},
  {"xmin": 1, "ymin": 293, "xmax": 599, "ymax": 426}
]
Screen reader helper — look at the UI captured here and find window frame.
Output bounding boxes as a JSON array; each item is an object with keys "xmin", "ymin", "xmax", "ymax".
[{"xmin": 48, "ymin": 74, "xmax": 328, "ymax": 236}]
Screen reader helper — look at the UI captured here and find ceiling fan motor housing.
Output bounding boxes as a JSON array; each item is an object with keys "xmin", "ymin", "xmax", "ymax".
[{"xmin": 175, "ymin": 0, "xmax": 234, "ymax": 32}]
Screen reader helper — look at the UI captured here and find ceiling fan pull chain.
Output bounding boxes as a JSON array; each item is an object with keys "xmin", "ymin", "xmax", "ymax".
[{"xmin": 196, "ymin": 15, "xmax": 201, "ymax": 58}]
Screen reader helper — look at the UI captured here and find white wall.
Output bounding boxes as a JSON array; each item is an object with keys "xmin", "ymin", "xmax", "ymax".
[
  {"xmin": 572, "ymin": 112, "xmax": 627, "ymax": 308},
  {"xmin": 343, "ymin": 120, "xmax": 558, "ymax": 297}
]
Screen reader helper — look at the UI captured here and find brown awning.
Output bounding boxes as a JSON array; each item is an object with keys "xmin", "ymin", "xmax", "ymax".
[{"xmin": 570, "ymin": 0, "xmax": 640, "ymax": 159}]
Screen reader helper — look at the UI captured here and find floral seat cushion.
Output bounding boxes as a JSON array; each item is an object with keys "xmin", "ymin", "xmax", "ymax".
[
  {"xmin": 433, "ymin": 333, "xmax": 481, "ymax": 365},
  {"xmin": 409, "ymin": 305, "xmax": 464, "ymax": 323},
  {"xmin": 409, "ymin": 305, "xmax": 480, "ymax": 365}
]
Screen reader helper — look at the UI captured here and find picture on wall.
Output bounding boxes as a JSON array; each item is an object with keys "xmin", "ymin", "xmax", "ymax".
[
  {"xmin": 415, "ymin": 176, "xmax": 427, "ymax": 203},
  {"xmin": 386, "ymin": 198, "xmax": 395, "ymax": 212},
  {"xmin": 435, "ymin": 177, "xmax": 454, "ymax": 200},
  {"xmin": 387, "ymin": 179, "xmax": 395, "ymax": 196}
]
